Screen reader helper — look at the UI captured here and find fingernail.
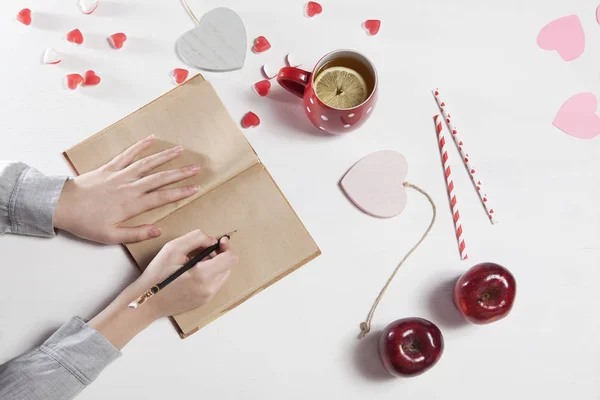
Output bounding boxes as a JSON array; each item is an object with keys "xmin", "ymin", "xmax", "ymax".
[
  {"xmin": 172, "ymin": 145, "xmax": 183, "ymax": 154},
  {"xmin": 188, "ymin": 164, "xmax": 201, "ymax": 171},
  {"xmin": 150, "ymin": 227, "xmax": 161, "ymax": 237},
  {"xmin": 144, "ymin": 135, "xmax": 155, "ymax": 143},
  {"xmin": 190, "ymin": 185, "xmax": 200, "ymax": 193}
]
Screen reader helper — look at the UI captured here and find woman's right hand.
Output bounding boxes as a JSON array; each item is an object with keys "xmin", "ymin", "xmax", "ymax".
[
  {"xmin": 89, "ymin": 229, "xmax": 238, "ymax": 349},
  {"xmin": 134, "ymin": 229, "xmax": 238, "ymax": 318}
]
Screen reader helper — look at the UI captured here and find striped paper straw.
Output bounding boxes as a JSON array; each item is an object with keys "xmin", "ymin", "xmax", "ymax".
[
  {"xmin": 432, "ymin": 89, "xmax": 498, "ymax": 224},
  {"xmin": 435, "ymin": 115, "xmax": 468, "ymax": 260}
]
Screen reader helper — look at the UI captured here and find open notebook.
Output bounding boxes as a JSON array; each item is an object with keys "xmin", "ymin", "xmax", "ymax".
[{"xmin": 63, "ymin": 75, "xmax": 321, "ymax": 338}]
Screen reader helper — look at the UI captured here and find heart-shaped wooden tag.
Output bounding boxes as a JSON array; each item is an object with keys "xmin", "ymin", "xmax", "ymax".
[
  {"xmin": 176, "ymin": 7, "xmax": 247, "ymax": 72},
  {"xmin": 341, "ymin": 150, "xmax": 409, "ymax": 218}
]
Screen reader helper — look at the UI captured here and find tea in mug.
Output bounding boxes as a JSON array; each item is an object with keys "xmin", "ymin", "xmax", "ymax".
[{"xmin": 314, "ymin": 56, "xmax": 376, "ymax": 109}]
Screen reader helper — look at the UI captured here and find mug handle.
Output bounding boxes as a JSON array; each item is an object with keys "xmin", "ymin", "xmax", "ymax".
[{"xmin": 277, "ymin": 67, "xmax": 311, "ymax": 99}]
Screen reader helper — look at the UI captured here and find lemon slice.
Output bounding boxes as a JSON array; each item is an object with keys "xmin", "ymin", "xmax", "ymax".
[{"xmin": 314, "ymin": 66, "xmax": 368, "ymax": 109}]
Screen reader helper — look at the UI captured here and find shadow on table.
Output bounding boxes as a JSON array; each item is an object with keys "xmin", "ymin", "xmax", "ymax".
[
  {"xmin": 32, "ymin": 12, "xmax": 69, "ymax": 32},
  {"xmin": 57, "ymin": 231, "xmax": 141, "ymax": 317},
  {"xmin": 352, "ymin": 329, "xmax": 394, "ymax": 381},
  {"xmin": 427, "ymin": 276, "xmax": 469, "ymax": 330}
]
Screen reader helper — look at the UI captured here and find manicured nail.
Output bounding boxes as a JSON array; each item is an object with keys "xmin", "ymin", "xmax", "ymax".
[
  {"xmin": 190, "ymin": 185, "xmax": 200, "ymax": 193},
  {"xmin": 172, "ymin": 145, "xmax": 183, "ymax": 154},
  {"xmin": 149, "ymin": 227, "xmax": 161, "ymax": 237},
  {"xmin": 188, "ymin": 164, "xmax": 201, "ymax": 171},
  {"xmin": 144, "ymin": 135, "xmax": 155, "ymax": 143}
]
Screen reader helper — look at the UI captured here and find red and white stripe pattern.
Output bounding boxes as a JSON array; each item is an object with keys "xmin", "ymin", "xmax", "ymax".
[
  {"xmin": 432, "ymin": 89, "xmax": 498, "ymax": 224},
  {"xmin": 435, "ymin": 115, "xmax": 468, "ymax": 260}
]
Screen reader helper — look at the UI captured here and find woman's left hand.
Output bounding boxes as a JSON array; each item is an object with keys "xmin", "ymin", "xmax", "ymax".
[{"xmin": 54, "ymin": 135, "xmax": 201, "ymax": 244}]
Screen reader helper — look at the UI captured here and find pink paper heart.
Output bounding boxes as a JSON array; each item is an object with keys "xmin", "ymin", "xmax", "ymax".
[
  {"xmin": 553, "ymin": 93, "xmax": 600, "ymax": 139},
  {"xmin": 537, "ymin": 15, "xmax": 585, "ymax": 62},
  {"xmin": 341, "ymin": 150, "xmax": 408, "ymax": 218}
]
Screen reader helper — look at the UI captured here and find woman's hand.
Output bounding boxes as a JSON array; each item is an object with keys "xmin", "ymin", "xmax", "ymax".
[
  {"xmin": 54, "ymin": 135, "xmax": 201, "ymax": 244},
  {"xmin": 89, "ymin": 230, "xmax": 238, "ymax": 349},
  {"xmin": 130, "ymin": 229, "xmax": 238, "ymax": 318}
]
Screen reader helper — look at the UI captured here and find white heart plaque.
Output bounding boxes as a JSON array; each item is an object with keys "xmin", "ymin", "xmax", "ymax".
[
  {"xmin": 341, "ymin": 150, "xmax": 409, "ymax": 218},
  {"xmin": 176, "ymin": 7, "xmax": 247, "ymax": 72}
]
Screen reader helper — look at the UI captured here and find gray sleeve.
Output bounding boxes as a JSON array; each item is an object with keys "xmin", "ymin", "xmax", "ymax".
[
  {"xmin": 0, "ymin": 161, "xmax": 68, "ymax": 237},
  {"xmin": 0, "ymin": 317, "xmax": 122, "ymax": 400}
]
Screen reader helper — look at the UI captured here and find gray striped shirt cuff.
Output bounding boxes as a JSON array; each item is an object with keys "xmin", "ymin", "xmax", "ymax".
[
  {"xmin": 40, "ymin": 317, "xmax": 122, "ymax": 385},
  {"xmin": 0, "ymin": 162, "xmax": 67, "ymax": 237}
]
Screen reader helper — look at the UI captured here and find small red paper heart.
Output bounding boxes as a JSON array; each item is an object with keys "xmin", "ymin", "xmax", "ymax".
[
  {"xmin": 66, "ymin": 29, "xmax": 84, "ymax": 45},
  {"xmin": 65, "ymin": 73, "xmax": 84, "ymax": 90},
  {"xmin": 452, "ymin": 129, "xmax": 457, "ymax": 134},
  {"xmin": 108, "ymin": 32, "xmax": 127, "ymax": 49},
  {"xmin": 434, "ymin": 90, "xmax": 439, "ymax": 96},
  {"xmin": 477, "ymin": 181, "xmax": 481, "ymax": 185},
  {"xmin": 464, "ymin": 157, "xmax": 469, "ymax": 162},
  {"xmin": 459, "ymin": 141, "xmax": 463, "ymax": 145},
  {"xmin": 242, "ymin": 112, "xmax": 260, "ymax": 128},
  {"xmin": 305, "ymin": 1, "xmax": 322, "ymax": 17},
  {"xmin": 441, "ymin": 102, "xmax": 446, "ymax": 107},
  {"xmin": 252, "ymin": 36, "xmax": 271, "ymax": 53},
  {"xmin": 471, "ymin": 169, "xmax": 476, "ymax": 173},
  {"xmin": 489, "ymin": 209, "xmax": 495, "ymax": 214},
  {"xmin": 477, "ymin": 186, "xmax": 481, "ymax": 191},
  {"xmin": 83, "ymin": 70, "xmax": 101, "ymax": 86},
  {"xmin": 364, "ymin": 19, "xmax": 381, "ymax": 35},
  {"xmin": 17, "ymin": 8, "xmax": 32, "ymax": 26},
  {"xmin": 171, "ymin": 68, "xmax": 189, "ymax": 84},
  {"xmin": 253, "ymin": 80, "xmax": 271, "ymax": 97},
  {"xmin": 483, "ymin": 197, "xmax": 488, "ymax": 202}
]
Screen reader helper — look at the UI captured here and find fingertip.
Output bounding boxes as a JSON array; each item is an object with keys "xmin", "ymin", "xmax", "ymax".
[
  {"xmin": 186, "ymin": 164, "xmax": 202, "ymax": 173},
  {"xmin": 144, "ymin": 134, "xmax": 155, "ymax": 143},
  {"xmin": 172, "ymin": 145, "xmax": 183, "ymax": 155},
  {"xmin": 149, "ymin": 226, "xmax": 161, "ymax": 238},
  {"xmin": 219, "ymin": 236, "xmax": 232, "ymax": 251}
]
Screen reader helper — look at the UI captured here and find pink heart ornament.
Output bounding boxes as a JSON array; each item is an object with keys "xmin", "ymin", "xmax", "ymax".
[
  {"xmin": 553, "ymin": 93, "xmax": 600, "ymax": 139},
  {"xmin": 341, "ymin": 150, "xmax": 408, "ymax": 218},
  {"xmin": 537, "ymin": 15, "xmax": 585, "ymax": 62}
]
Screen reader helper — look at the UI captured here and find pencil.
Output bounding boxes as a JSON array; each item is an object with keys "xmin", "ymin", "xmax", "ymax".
[{"xmin": 128, "ymin": 231, "xmax": 237, "ymax": 309}]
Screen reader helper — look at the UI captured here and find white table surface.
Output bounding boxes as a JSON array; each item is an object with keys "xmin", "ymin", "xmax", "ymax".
[{"xmin": 1, "ymin": 0, "xmax": 599, "ymax": 398}]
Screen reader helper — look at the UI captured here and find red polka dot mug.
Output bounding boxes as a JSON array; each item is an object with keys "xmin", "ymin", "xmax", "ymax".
[{"xmin": 277, "ymin": 49, "xmax": 378, "ymax": 134}]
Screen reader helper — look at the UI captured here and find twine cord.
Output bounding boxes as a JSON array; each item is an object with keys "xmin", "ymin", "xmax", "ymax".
[
  {"xmin": 181, "ymin": 0, "xmax": 200, "ymax": 25},
  {"xmin": 358, "ymin": 182, "xmax": 437, "ymax": 338}
]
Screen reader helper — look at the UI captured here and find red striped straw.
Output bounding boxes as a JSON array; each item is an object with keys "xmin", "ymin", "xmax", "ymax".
[
  {"xmin": 432, "ymin": 89, "xmax": 498, "ymax": 224},
  {"xmin": 435, "ymin": 115, "xmax": 468, "ymax": 260}
]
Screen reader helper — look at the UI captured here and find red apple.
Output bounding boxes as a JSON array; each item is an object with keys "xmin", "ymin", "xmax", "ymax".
[
  {"xmin": 379, "ymin": 318, "xmax": 444, "ymax": 377},
  {"xmin": 453, "ymin": 262, "xmax": 516, "ymax": 324}
]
